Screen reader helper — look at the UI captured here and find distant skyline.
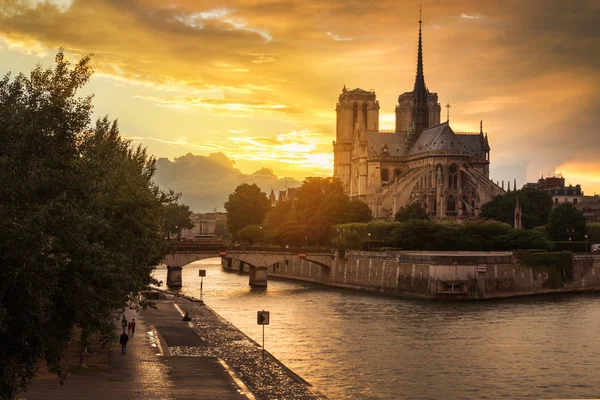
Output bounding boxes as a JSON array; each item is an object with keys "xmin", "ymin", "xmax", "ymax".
[{"xmin": 1, "ymin": 0, "xmax": 599, "ymax": 199}]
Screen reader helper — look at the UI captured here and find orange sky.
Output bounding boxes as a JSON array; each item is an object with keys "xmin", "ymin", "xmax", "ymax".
[{"xmin": 1, "ymin": 0, "xmax": 599, "ymax": 207}]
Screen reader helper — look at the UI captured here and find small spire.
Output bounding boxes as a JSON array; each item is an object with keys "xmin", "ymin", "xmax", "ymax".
[
  {"xmin": 480, "ymin": 120, "xmax": 483, "ymax": 134},
  {"xmin": 445, "ymin": 102, "xmax": 451, "ymax": 123}
]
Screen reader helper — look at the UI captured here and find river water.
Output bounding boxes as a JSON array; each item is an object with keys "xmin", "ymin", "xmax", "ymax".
[{"xmin": 153, "ymin": 260, "xmax": 600, "ymax": 399}]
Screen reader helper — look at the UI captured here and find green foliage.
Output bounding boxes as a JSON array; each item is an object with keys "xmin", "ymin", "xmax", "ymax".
[
  {"xmin": 366, "ymin": 221, "xmax": 402, "ymax": 241},
  {"xmin": 0, "ymin": 51, "xmax": 172, "ymax": 398},
  {"xmin": 294, "ymin": 177, "xmax": 344, "ymax": 226},
  {"xmin": 224, "ymin": 183, "xmax": 271, "ymax": 238},
  {"xmin": 384, "ymin": 221, "xmax": 552, "ymax": 251},
  {"xmin": 394, "ymin": 202, "xmax": 430, "ymax": 222},
  {"xmin": 161, "ymin": 202, "xmax": 194, "ymax": 239},
  {"xmin": 481, "ymin": 188, "xmax": 553, "ymax": 229},
  {"xmin": 263, "ymin": 200, "xmax": 293, "ymax": 230},
  {"xmin": 236, "ymin": 225, "xmax": 264, "ymax": 245},
  {"xmin": 585, "ymin": 223, "xmax": 600, "ymax": 243},
  {"xmin": 346, "ymin": 200, "xmax": 373, "ymax": 223},
  {"xmin": 516, "ymin": 251, "xmax": 573, "ymax": 289},
  {"xmin": 547, "ymin": 202, "xmax": 586, "ymax": 241}
]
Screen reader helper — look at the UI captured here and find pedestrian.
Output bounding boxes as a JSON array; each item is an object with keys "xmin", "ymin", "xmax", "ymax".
[
  {"xmin": 121, "ymin": 316, "xmax": 127, "ymax": 333},
  {"xmin": 119, "ymin": 332, "xmax": 129, "ymax": 354},
  {"xmin": 131, "ymin": 318, "xmax": 136, "ymax": 335},
  {"xmin": 127, "ymin": 322, "xmax": 132, "ymax": 334}
]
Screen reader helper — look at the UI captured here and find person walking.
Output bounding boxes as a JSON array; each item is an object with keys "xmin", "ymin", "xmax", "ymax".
[
  {"xmin": 131, "ymin": 318, "xmax": 136, "ymax": 335},
  {"xmin": 127, "ymin": 322, "xmax": 132, "ymax": 335},
  {"xmin": 121, "ymin": 316, "xmax": 127, "ymax": 333},
  {"xmin": 119, "ymin": 332, "xmax": 129, "ymax": 355}
]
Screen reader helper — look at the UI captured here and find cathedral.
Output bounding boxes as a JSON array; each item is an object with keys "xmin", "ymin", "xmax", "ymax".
[{"xmin": 333, "ymin": 15, "xmax": 505, "ymax": 220}]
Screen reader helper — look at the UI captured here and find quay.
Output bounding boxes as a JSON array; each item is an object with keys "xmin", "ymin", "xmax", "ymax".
[
  {"xmin": 19, "ymin": 291, "xmax": 325, "ymax": 400},
  {"xmin": 162, "ymin": 243, "xmax": 600, "ymax": 300}
]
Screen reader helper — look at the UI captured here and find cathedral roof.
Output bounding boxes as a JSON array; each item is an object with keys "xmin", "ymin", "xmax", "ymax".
[
  {"xmin": 367, "ymin": 131, "xmax": 408, "ymax": 157},
  {"xmin": 408, "ymin": 122, "xmax": 469, "ymax": 155},
  {"xmin": 457, "ymin": 134, "xmax": 486, "ymax": 157}
]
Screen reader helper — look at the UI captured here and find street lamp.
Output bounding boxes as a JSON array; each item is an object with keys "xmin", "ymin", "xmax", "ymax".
[
  {"xmin": 367, "ymin": 232, "xmax": 372, "ymax": 252},
  {"xmin": 567, "ymin": 228, "xmax": 574, "ymax": 242},
  {"xmin": 304, "ymin": 236, "xmax": 308, "ymax": 247},
  {"xmin": 585, "ymin": 234, "xmax": 588, "ymax": 253}
]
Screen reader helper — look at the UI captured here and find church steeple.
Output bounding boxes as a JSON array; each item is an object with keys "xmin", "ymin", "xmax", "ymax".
[
  {"xmin": 408, "ymin": 6, "xmax": 429, "ymax": 147},
  {"xmin": 413, "ymin": 6, "xmax": 426, "ymax": 96}
]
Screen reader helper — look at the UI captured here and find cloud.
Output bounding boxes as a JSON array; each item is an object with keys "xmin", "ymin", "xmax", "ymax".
[
  {"xmin": 460, "ymin": 13, "xmax": 482, "ymax": 20},
  {"xmin": 1, "ymin": 0, "xmax": 599, "ymax": 192},
  {"xmin": 154, "ymin": 152, "xmax": 293, "ymax": 211}
]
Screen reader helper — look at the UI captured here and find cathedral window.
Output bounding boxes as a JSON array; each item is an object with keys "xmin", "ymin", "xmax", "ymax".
[
  {"xmin": 394, "ymin": 168, "xmax": 401, "ymax": 178},
  {"xmin": 381, "ymin": 168, "xmax": 390, "ymax": 182},
  {"xmin": 363, "ymin": 103, "xmax": 368, "ymax": 129},
  {"xmin": 447, "ymin": 196, "xmax": 456, "ymax": 213},
  {"xmin": 448, "ymin": 164, "xmax": 459, "ymax": 189},
  {"xmin": 352, "ymin": 103, "xmax": 358, "ymax": 129}
]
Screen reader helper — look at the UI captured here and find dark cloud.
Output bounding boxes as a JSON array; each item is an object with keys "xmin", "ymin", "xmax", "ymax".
[{"xmin": 154, "ymin": 152, "xmax": 291, "ymax": 211}]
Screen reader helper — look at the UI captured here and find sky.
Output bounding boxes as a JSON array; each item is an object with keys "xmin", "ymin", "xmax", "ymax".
[{"xmin": 0, "ymin": 0, "xmax": 599, "ymax": 211}]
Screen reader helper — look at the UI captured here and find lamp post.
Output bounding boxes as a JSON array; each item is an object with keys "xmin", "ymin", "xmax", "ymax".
[
  {"xmin": 305, "ymin": 236, "xmax": 308, "ymax": 247},
  {"xmin": 567, "ymin": 228, "xmax": 574, "ymax": 242},
  {"xmin": 367, "ymin": 232, "xmax": 372, "ymax": 252},
  {"xmin": 585, "ymin": 234, "xmax": 588, "ymax": 253}
]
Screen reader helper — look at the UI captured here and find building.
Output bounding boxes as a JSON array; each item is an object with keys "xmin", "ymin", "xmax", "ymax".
[
  {"xmin": 523, "ymin": 176, "xmax": 583, "ymax": 208},
  {"xmin": 582, "ymin": 195, "xmax": 600, "ymax": 223},
  {"xmin": 180, "ymin": 212, "xmax": 227, "ymax": 238},
  {"xmin": 333, "ymin": 14, "xmax": 504, "ymax": 219}
]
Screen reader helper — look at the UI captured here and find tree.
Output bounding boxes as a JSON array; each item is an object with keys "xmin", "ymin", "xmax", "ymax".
[
  {"xmin": 481, "ymin": 189, "xmax": 553, "ymax": 229},
  {"xmin": 395, "ymin": 202, "xmax": 430, "ymax": 222},
  {"xmin": 236, "ymin": 225, "xmax": 264, "ymax": 245},
  {"xmin": 547, "ymin": 202, "xmax": 587, "ymax": 241},
  {"xmin": 162, "ymin": 202, "xmax": 194, "ymax": 239},
  {"xmin": 0, "ymin": 51, "xmax": 173, "ymax": 399},
  {"xmin": 314, "ymin": 194, "xmax": 350, "ymax": 242},
  {"xmin": 294, "ymin": 177, "xmax": 344, "ymax": 225},
  {"xmin": 346, "ymin": 200, "xmax": 373, "ymax": 223},
  {"xmin": 263, "ymin": 200, "xmax": 293, "ymax": 230},
  {"xmin": 224, "ymin": 183, "xmax": 270, "ymax": 238}
]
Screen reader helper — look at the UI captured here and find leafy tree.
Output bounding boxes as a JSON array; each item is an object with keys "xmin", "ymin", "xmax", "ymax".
[
  {"xmin": 236, "ymin": 225, "xmax": 264, "ymax": 245},
  {"xmin": 263, "ymin": 200, "xmax": 293, "ymax": 230},
  {"xmin": 214, "ymin": 220, "xmax": 230, "ymax": 240},
  {"xmin": 224, "ymin": 183, "xmax": 270, "ymax": 238},
  {"xmin": 547, "ymin": 202, "xmax": 587, "ymax": 241},
  {"xmin": 294, "ymin": 177, "xmax": 344, "ymax": 225},
  {"xmin": 346, "ymin": 200, "xmax": 373, "ymax": 222},
  {"xmin": 395, "ymin": 202, "xmax": 430, "ymax": 222},
  {"xmin": 0, "ymin": 51, "xmax": 172, "ymax": 399},
  {"xmin": 481, "ymin": 189, "xmax": 553, "ymax": 229},
  {"xmin": 162, "ymin": 202, "xmax": 194, "ymax": 239},
  {"xmin": 587, "ymin": 223, "xmax": 600, "ymax": 243},
  {"xmin": 314, "ymin": 194, "xmax": 350, "ymax": 242}
]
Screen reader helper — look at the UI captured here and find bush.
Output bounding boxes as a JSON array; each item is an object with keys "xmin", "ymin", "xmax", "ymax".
[
  {"xmin": 366, "ymin": 221, "xmax": 402, "ymax": 241},
  {"xmin": 384, "ymin": 220, "xmax": 553, "ymax": 251}
]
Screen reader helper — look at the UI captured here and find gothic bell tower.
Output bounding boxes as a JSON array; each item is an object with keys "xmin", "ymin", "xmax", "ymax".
[{"xmin": 334, "ymin": 86, "xmax": 379, "ymax": 194}]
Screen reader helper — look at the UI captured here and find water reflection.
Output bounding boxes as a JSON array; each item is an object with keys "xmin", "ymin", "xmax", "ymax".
[{"xmin": 153, "ymin": 259, "xmax": 600, "ymax": 399}]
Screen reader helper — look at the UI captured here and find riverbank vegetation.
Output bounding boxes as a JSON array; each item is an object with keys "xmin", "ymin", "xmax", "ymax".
[{"xmin": 0, "ymin": 51, "xmax": 180, "ymax": 399}]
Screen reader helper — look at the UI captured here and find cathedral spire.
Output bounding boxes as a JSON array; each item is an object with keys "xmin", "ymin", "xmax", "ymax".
[{"xmin": 413, "ymin": 5, "xmax": 426, "ymax": 96}]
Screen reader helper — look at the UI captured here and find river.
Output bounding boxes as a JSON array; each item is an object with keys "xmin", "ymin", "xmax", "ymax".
[{"xmin": 153, "ymin": 259, "xmax": 600, "ymax": 399}]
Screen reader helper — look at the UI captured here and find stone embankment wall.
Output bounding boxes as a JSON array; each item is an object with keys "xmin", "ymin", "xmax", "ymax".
[{"xmin": 223, "ymin": 252, "xmax": 600, "ymax": 300}]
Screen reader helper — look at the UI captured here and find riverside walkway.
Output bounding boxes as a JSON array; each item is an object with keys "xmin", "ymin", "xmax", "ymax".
[
  {"xmin": 19, "ymin": 291, "xmax": 324, "ymax": 400},
  {"xmin": 18, "ymin": 294, "xmax": 251, "ymax": 399}
]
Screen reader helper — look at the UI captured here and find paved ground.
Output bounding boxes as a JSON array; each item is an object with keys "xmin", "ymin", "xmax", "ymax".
[{"xmin": 18, "ymin": 299, "xmax": 249, "ymax": 400}]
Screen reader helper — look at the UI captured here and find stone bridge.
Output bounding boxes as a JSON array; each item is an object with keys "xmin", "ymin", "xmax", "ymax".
[{"xmin": 162, "ymin": 243, "xmax": 333, "ymax": 288}]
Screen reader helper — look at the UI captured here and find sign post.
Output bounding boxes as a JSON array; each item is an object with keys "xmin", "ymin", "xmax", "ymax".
[
  {"xmin": 257, "ymin": 310, "xmax": 270, "ymax": 362},
  {"xmin": 198, "ymin": 269, "xmax": 206, "ymax": 303}
]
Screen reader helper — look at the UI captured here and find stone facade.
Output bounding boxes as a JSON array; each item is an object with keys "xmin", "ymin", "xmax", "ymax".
[{"xmin": 333, "ymin": 17, "xmax": 504, "ymax": 219}]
